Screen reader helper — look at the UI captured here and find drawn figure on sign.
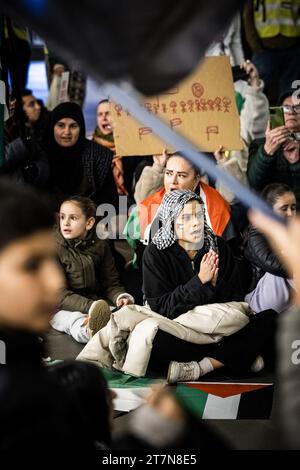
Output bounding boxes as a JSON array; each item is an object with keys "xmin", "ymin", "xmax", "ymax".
[
  {"xmin": 222, "ymin": 97, "xmax": 231, "ymax": 113},
  {"xmin": 200, "ymin": 98, "xmax": 208, "ymax": 111},
  {"xmin": 191, "ymin": 82, "xmax": 204, "ymax": 98},
  {"xmin": 139, "ymin": 127, "xmax": 153, "ymax": 140},
  {"xmin": 114, "ymin": 104, "xmax": 123, "ymax": 117},
  {"xmin": 187, "ymin": 100, "xmax": 194, "ymax": 112},
  {"xmin": 214, "ymin": 97, "xmax": 222, "ymax": 112},
  {"xmin": 170, "ymin": 118, "xmax": 182, "ymax": 130},
  {"xmin": 195, "ymin": 99, "xmax": 202, "ymax": 112},
  {"xmin": 152, "ymin": 103, "xmax": 160, "ymax": 114},
  {"xmin": 180, "ymin": 101, "xmax": 187, "ymax": 113},
  {"xmin": 144, "ymin": 102, "xmax": 153, "ymax": 113},
  {"xmin": 169, "ymin": 101, "xmax": 177, "ymax": 113},
  {"xmin": 207, "ymin": 99, "xmax": 215, "ymax": 111},
  {"xmin": 206, "ymin": 125, "xmax": 219, "ymax": 141}
]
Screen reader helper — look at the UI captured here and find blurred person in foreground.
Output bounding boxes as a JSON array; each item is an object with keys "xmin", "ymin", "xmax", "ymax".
[{"xmin": 249, "ymin": 208, "xmax": 300, "ymax": 449}]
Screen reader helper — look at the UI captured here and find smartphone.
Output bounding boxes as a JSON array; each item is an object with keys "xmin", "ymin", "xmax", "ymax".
[
  {"xmin": 270, "ymin": 107, "xmax": 285, "ymax": 129},
  {"xmin": 231, "ymin": 65, "xmax": 249, "ymax": 82}
]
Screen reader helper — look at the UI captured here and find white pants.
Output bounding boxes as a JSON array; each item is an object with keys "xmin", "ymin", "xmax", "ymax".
[{"xmin": 51, "ymin": 310, "xmax": 90, "ymax": 343}]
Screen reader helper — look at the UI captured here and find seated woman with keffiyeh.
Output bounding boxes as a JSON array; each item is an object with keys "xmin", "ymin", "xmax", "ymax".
[{"xmin": 143, "ymin": 189, "xmax": 276, "ymax": 382}]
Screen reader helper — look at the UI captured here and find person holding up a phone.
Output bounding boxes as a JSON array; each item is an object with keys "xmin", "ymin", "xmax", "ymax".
[
  {"xmin": 247, "ymin": 89, "xmax": 300, "ymax": 209},
  {"xmin": 211, "ymin": 60, "xmax": 269, "ymax": 233}
]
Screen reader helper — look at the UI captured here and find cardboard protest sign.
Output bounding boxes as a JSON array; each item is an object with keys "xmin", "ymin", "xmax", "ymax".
[
  {"xmin": 110, "ymin": 56, "xmax": 244, "ymax": 156},
  {"xmin": 47, "ymin": 71, "xmax": 70, "ymax": 110},
  {"xmin": 58, "ymin": 71, "xmax": 70, "ymax": 104}
]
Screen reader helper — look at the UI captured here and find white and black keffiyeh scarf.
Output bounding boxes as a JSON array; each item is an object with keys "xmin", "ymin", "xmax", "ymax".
[{"xmin": 152, "ymin": 189, "xmax": 218, "ymax": 252}]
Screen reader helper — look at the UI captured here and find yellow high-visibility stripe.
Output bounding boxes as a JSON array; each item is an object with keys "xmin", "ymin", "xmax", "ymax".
[{"xmin": 254, "ymin": 0, "xmax": 300, "ymax": 38}]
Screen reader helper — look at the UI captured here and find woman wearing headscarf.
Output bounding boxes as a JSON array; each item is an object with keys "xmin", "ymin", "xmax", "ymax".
[
  {"xmin": 143, "ymin": 190, "xmax": 276, "ymax": 383},
  {"xmin": 45, "ymin": 102, "xmax": 118, "ymax": 210}
]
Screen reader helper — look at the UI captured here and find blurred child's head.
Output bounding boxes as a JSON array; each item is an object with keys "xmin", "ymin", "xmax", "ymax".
[
  {"xmin": 59, "ymin": 196, "xmax": 96, "ymax": 240},
  {"xmin": 49, "ymin": 360, "xmax": 115, "ymax": 447},
  {"xmin": 0, "ymin": 180, "xmax": 64, "ymax": 333}
]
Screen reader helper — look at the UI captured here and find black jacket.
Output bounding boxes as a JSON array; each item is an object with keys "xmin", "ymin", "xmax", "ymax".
[
  {"xmin": 247, "ymin": 138, "xmax": 300, "ymax": 209},
  {"xmin": 81, "ymin": 140, "xmax": 118, "ymax": 208},
  {"xmin": 244, "ymin": 226, "xmax": 287, "ymax": 290},
  {"xmin": 0, "ymin": 328, "xmax": 94, "ymax": 451},
  {"xmin": 1, "ymin": 107, "xmax": 51, "ymax": 189},
  {"xmin": 143, "ymin": 237, "xmax": 244, "ymax": 319},
  {"xmin": 48, "ymin": 139, "xmax": 119, "ymax": 211},
  {"xmin": 1, "ymin": 135, "xmax": 50, "ymax": 188}
]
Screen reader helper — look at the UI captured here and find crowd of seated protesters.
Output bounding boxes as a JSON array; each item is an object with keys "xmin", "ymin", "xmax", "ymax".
[
  {"xmin": 1, "ymin": 74, "xmax": 299, "ymax": 325},
  {"xmin": 1, "ymin": 38, "xmax": 300, "ymax": 449},
  {"xmin": 2, "ymin": 5, "xmax": 300, "ymax": 449},
  {"xmin": 1, "ymin": 68, "xmax": 299, "ymax": 321}
]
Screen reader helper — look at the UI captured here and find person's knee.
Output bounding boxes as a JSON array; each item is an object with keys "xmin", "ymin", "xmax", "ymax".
[{"xmin": 253, "ymin": 309, "xmax": 277, "ymax": 332}]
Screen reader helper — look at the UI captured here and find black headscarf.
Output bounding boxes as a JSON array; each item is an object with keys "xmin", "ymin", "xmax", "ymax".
[{"xmin": 47, "ymin": 102, "xmax": 86, "ymax": 194}]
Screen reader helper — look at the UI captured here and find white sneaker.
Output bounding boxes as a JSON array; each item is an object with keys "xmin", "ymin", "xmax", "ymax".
[
  {"xmin": 250, "ymin": 355, "xmax": 265, "ymax": 373},
  {"xmin": 167, "ymin": 361, "xmax": 201, "ymax": 383}
]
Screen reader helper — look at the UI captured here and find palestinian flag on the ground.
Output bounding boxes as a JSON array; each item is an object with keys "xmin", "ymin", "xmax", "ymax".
[
  {"xmin": 102, "ymin": 368, "xmax": 274, "ymax": 419},
  {"xmin": 175, "ymin": 382, "xmax": 274, "ymax": 419},
  {"xmin": 101, "ymin": 367, "xmax": 165, "ymax": 413}
]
